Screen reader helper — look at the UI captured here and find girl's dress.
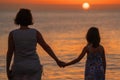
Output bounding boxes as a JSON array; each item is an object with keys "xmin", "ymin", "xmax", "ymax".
[
  {"xmin": 11, "ymin": 28, "xmax": 42, "ymax": 80},
  {"xmin": 85, "ymin": 51, "xmax": 105, "ymax": 80}
]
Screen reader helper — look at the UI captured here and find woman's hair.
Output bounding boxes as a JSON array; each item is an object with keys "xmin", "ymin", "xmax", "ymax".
[
  {"xmin": 14, "ymin": 8, "xmax": 33, "ymax": 26},
  {"xmin": 86, "ymin": 27, "xmax": 101, "ymax": 48}
]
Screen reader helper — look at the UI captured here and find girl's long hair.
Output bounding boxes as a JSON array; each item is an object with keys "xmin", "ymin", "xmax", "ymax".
[{"xmin": 86, "ymin": 27, "xmax": 100, "ymax": 48}]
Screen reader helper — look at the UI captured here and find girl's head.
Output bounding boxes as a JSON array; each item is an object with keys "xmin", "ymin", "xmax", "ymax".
[
  {"xmin": 86, "ymin": 27, "xmax": 100, "ymax": 48},
  {"xmin": 14, "ymin": 8, "xmax": 33, "ymax": 26}
]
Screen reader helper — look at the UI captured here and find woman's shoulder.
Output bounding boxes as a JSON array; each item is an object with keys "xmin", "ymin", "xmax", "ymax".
[
  {"xmin": 30, "ymin": 28, "xmax": 40, "ymax": 32},
  {"xmin": 10, "ymin": 29, "xmax": 19, "ymax": 34},
  {"xmin": 29, "ymin": 28, "xmax": 43, "ymax": 37},
  {"xmin": 10, "ymin": 28, "xmax": 39, "ymax": 34},
  {"xmin": 29, "ymin": 28, "xmax": 37, "ymax": 31}
]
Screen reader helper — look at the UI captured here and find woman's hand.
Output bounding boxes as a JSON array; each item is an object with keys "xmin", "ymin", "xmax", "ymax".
[{"xmin": 7, "ymin": 70, "xmax": 13, "ymax": 80}]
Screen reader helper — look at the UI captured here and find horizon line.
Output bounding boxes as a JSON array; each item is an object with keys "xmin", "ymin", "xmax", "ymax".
[{"xmin": 0, "ymin": 4, "xmax": 120, "ymax": 11}]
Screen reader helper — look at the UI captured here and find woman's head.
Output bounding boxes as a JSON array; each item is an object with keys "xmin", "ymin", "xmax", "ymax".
[
  {"xmin": 86, "ymin": 27, "xmax": 100, "ymax": 48},
  {"xmin": 14, "ymin": 8, "xmax": 33, "ymax": 26}
]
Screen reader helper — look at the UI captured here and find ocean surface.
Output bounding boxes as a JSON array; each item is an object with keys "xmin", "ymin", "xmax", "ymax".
[{"xmin": 0, "ymin": 9, "xmax": 120, "ymax": 80}]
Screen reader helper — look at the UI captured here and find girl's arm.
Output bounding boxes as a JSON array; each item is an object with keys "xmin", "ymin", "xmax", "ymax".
[
  {"xmin": 101, "ymin": 46, "xmax": 106, "ymax": 74},
  {"xmin": 6, "ymin": 32, "xmax": 14, "ymax": 79},
  {"xmin": 64, "ymin": 46, "xmax": 87, "ymax": 67},
  {"xmin": 36, "ymin": 30, "xmax": 65, "ymax": 67}
]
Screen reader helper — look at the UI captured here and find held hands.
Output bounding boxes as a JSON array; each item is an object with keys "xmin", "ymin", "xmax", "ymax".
[{"xmin": 56, "ymin": 60, "xmax": 68, "ymax": 68}]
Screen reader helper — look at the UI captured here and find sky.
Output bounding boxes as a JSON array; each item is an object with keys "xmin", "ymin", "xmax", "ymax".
[
  {"xmin": 0, "ymin": 0, "xmax": 120, "ymax": 5},
  {"xmin": 0, "ymin": 0, "xmax": 120, "ymax": 10}
]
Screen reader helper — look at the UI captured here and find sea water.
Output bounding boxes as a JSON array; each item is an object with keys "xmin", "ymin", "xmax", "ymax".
[{"xmin": 0, "ymin": 9, "xmax": 120, "ymax": 80}]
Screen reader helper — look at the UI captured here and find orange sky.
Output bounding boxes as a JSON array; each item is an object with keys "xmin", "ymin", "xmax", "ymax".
[{"xmin": 0, "ymin": 0, "xmax": 120, "ymax": 5}]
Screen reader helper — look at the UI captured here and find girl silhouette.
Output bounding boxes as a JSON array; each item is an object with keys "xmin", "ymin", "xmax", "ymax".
[{"xmin": 63, "ymin": 27, "xmax": 106, "ymax": 80}]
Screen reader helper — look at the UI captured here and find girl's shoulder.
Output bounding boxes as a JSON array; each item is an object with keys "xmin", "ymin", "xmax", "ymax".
[
  {"xmin": 85, "ymin": 44, "xmax": 92, "ymax": 50},
  {"xmin": 83, "ymin": 44, "xmax": 91, "ymax": 52},
  {"xmin": 85, "ymin": 44, "xmax": 105, "ymax": 53},
  {"xmin": 99, "ymin": 45, "xmax": 105, "ymax": 51}
]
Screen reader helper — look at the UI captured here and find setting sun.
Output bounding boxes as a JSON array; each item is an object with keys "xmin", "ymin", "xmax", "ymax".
[{"xmin": 82, "ymin": 2, "xmax": 90, "ymax": 10}]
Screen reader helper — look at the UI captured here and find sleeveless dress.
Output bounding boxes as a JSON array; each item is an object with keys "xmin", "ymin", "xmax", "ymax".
[
  {"xmin": 85, "ymin": 52, "xmax": 105, "ymax": 80},
  {"xmin": 11, "ymin": 28, "xmax": 42, "ymax": 80}
]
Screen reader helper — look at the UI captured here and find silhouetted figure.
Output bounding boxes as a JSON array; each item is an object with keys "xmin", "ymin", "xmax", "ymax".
[
  {"xmin": 6, "ymin": 8, "xmax": 64, "ymax": 80},
  {"xmin": 63, "ymin": 27, "xmax": 106, "ymax": 80}
]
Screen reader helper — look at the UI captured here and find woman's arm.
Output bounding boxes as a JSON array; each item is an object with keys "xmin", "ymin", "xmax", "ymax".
[
  {"xmin": 36, "ymin": 30, "xmax": 64, "ymax": 67},
  {"xmin": 64, "ymin": 46, "xmax": 87, "ymax": 67},
  {"xmin": 6, "ymin": 32, "xmax": 14, "ymax": 79}
]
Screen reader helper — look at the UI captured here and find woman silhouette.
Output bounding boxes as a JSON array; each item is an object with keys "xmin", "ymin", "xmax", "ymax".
[{"xmin": 6, "ymin": 8, "xmax": 64, "ymax": 80}]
